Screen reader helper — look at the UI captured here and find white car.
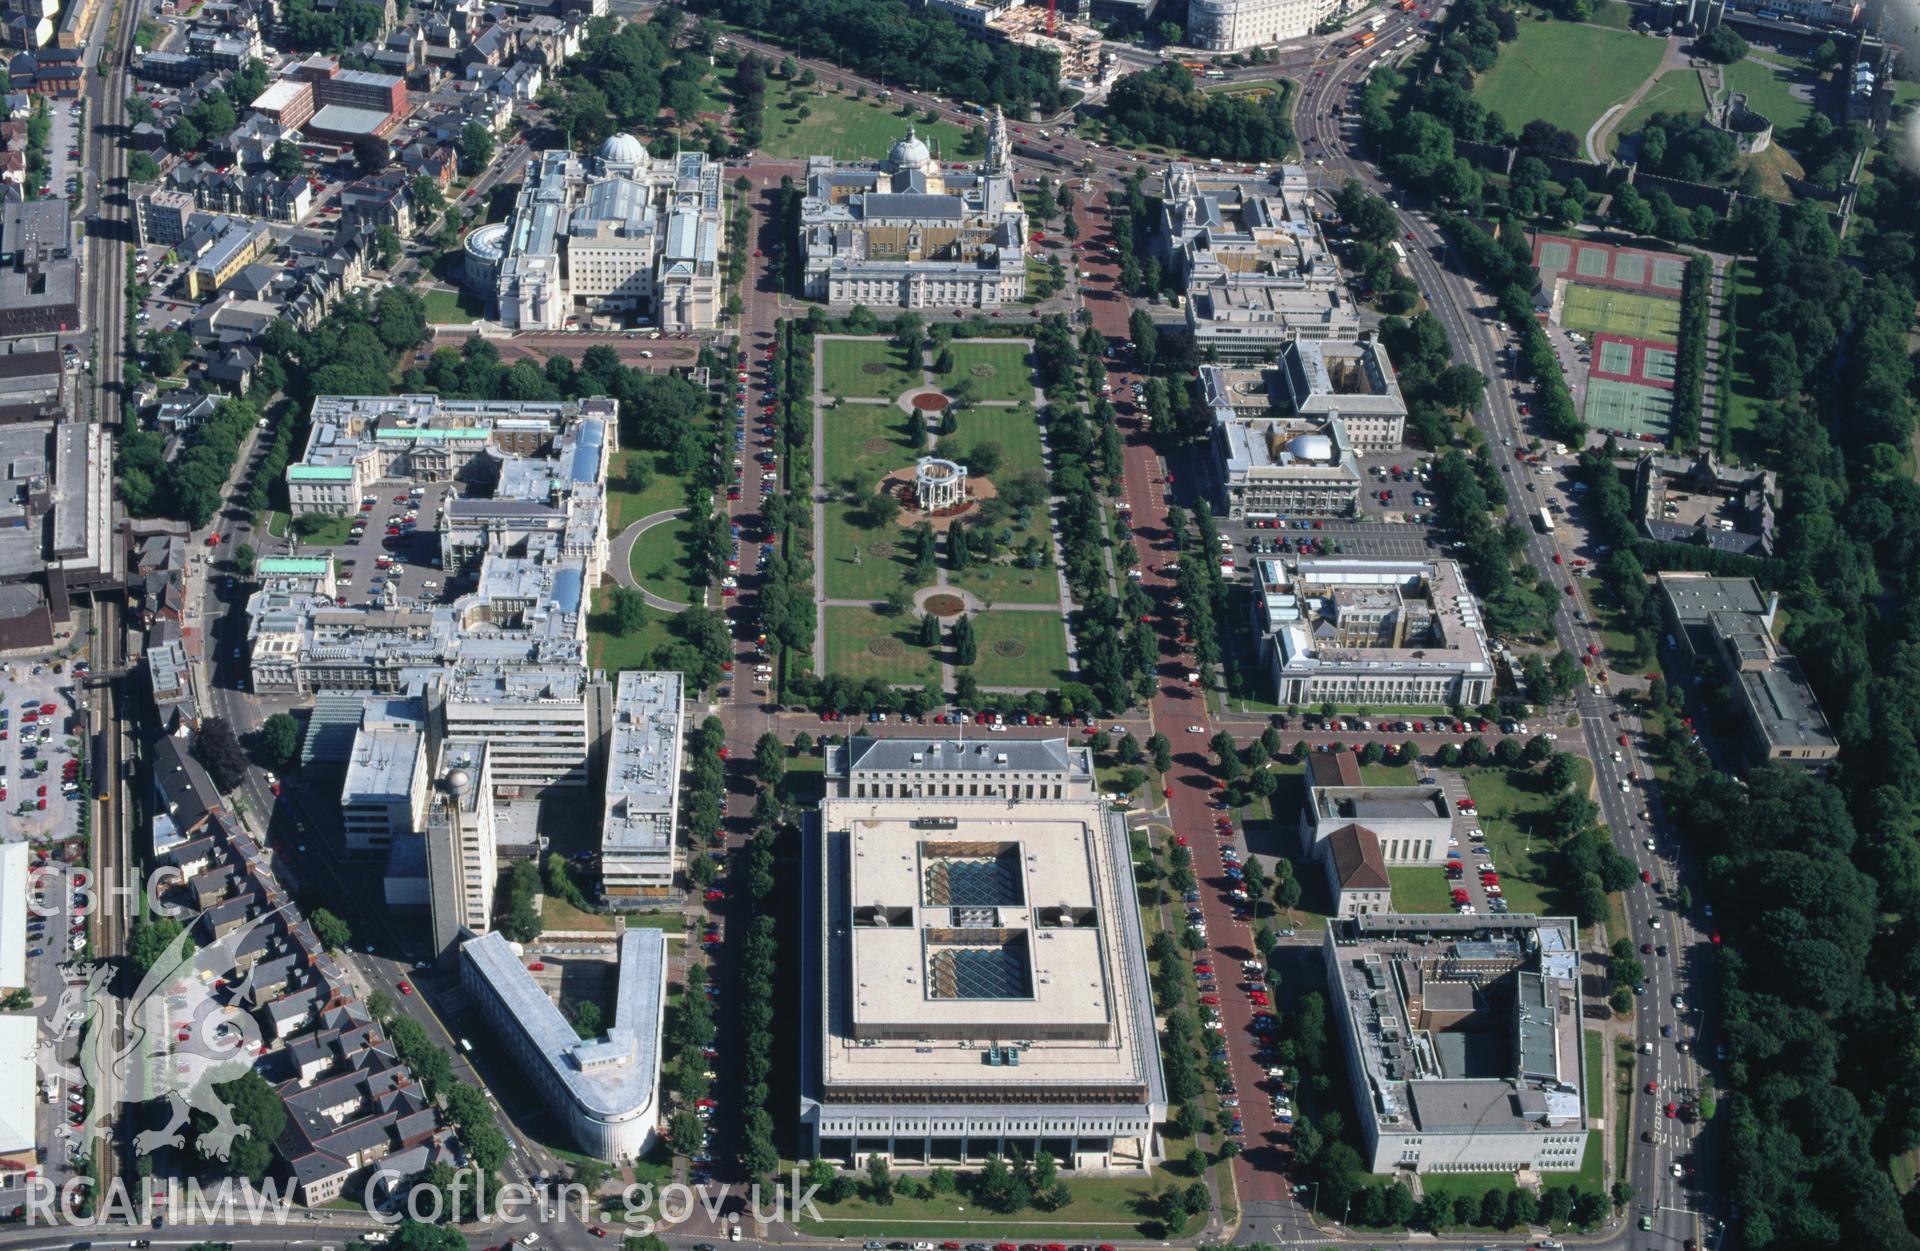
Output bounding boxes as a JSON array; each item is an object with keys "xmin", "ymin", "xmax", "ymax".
[{"xmin": 1186, "ymin": 724, "xmax": 1204, "ymax": 733}]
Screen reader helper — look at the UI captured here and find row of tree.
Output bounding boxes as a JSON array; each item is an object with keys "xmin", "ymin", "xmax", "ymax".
[
  {"xmin": 1035, "ymin": 314, "xmax": 1156, "ymax": 716},
  {"xmin": 733, "ymin": 737, "xmax": 792, "ymax": 1181}
]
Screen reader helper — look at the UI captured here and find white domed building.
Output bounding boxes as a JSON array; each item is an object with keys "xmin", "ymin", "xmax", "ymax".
[
  {"xmin": 476, "ymin": 132, "xmax": 727, "ymax": 332},
  {"xmin": 1211, "ymin": 409, "xmax": 1361, "ymax": 521},
  {"xmin": 799, "ymin": 111, "xmax": 1029, "ymax": 308}
]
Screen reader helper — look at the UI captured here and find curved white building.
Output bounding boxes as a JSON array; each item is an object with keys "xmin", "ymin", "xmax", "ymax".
[
  {"xmin": 460, "ymin": 928, "xmax": 667, "ymax": 1161},
  {"xmin": 1187, "ymin": 0, "xmax": 1338, "ymax": 52},
  {"xmin": 462, "ymin": 221, "xmax": 509, "ymax": 294}
]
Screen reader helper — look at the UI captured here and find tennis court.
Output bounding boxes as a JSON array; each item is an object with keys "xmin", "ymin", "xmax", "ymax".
[
  {"xmin": 1534, "ymin": 233, "xmax": 1689, "ymax": 296},
  {"xmin": 1584, "ymin": 377, "xmax": 1673, "ymax": 440},
  {"xmin": 1562, "ymin": 285, "xmax": 1682, "ymax": 340},
  {"xmin": 1590, "ymin": 333, "xmax": 1679, "ymax": 390}
]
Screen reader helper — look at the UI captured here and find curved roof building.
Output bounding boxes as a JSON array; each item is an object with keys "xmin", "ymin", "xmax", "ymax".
[{"xmin": 461, "ymin": 928, "xmax": 668, "ymax": 1161}]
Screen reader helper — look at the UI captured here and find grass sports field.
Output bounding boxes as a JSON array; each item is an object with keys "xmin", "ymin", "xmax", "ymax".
[
  {"xmin": 1473, "ymin": 18, "xmax": 1663, "ymax": 137},
  {"xmin": 1561, "ymin": 284, "xmax": 1682, "ymax": 339},
  {"xmin": 754, "ymin": 77, "xmax": 973, "ymax": 163}
]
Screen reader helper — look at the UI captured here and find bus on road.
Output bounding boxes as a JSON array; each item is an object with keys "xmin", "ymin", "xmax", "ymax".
[{"xmin": 1537, "ymin": 507, "xmax": 1555, "ymax": 535}]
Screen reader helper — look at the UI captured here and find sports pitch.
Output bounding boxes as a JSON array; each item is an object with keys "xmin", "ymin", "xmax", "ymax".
[
  {"xmin": 1561, "ymin": 285, "xmax": 1682, "ymax": 340},
  {"xmin": 1592, "ymin": 333, "xmax": 1678, "ymax": 390},
  {"xmin": 1584, "ymin": 377, "xmax": 1673, "ymax": 439}
]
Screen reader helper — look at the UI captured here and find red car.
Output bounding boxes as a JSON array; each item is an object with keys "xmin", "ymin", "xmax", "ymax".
[
  {"xmin": 1619, "ymin": 734, "xmax": 1629, "ymax": 746},
  {"xmin": 1640, "ymin": 870, "xmax": 1652, "ymax": 883},
  {"xmin": 704, "ymin": 889, "xmax": 726, "ymax": 902},
  {"xmin": 528, "ymin": 962, "xmax": 545, "ymax": 971},
  {"xmin": 397, "ymin": 981, "xmax": 412, "ymax": 995}
]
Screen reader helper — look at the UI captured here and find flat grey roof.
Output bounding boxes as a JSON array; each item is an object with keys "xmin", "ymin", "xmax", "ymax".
[
  {"xmin": 462, "ymin": 928, "xmax": 665, "ymax": 1122},
  {"xmin": 1741, "ymin": 660, "xmax": 1838, "ymax": 751},
  {"xmin": 342, "ymin": 724, "xmax": 422, "ymax": 801},
  {"xmin": 602, "ymin": 671, "xmax": 682, "ymax": 858},
  {"xmin": 1658, "ymin": 573, "xmax": 1768, "ymax": 625}
]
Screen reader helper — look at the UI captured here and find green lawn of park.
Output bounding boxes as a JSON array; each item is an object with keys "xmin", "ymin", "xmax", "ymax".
[
  {"xmin": 934, "ymin": 340, "xmax": 1037, "ymax": 404},
  {"xmin": 1474, "ymin": 18, "xmax": 1663, "ymax": 138}
]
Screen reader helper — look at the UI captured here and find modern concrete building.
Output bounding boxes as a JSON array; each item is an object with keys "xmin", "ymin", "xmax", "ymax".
[
  {"xmin": 340, "ymin": 718, "xmax": 428, "ymax": 857},
  {"xmin": 824, "ymin": 735, "xmax": 1097, "ymax": 800},
  {"xmin": 424, "ymin": 737, "xmax": 498, "ymax": 959},
  {"xmin": 0, "ymin": 197, "xmax": 78, "ymax": 336},
  {"xmin": 461, "ymin": 928, "xmax": 667, "ymax": 1161},
  {"xmin": 1252, "ymin": 557, "xmax": 1495, "ymax": 707},
  {"xmin": 800, "ymin": 113, "xmax": 1028, "ymax": 309},
  {"xmin": 0, "ymin": 840, "xmax": 24, "ymax": 992},
  {"xmin": 599, "ymin": 671, "xmax": 683, "ymax": 902},
  {"xmin": 1656, "ymin": 574, "xmax": 1837, "ymax": 766},
  {"xmin": 474, "ymin": 135, "xmax": 726, "ymax": 332},
  {"xmin": 1324, "ymin": 913, "xmax": 1589, "ymax": 1175},
  {"xmin": 1298, "ymin": 751, "xmax": 1454, "ymax": 866},
  {"xmin": 435, "ymin": 663, "xmax": 600, "ymax": 794},
  {"xmin": 0, "ymin": 1012, "xmax": 37, "ymax": 1186},
  {"xmin": 802, "ymin": 752, "xmax": 1164, "ymax": 1172},
  {"xmin": 1187, "ymin": 0, "xmax": 1339, "ymax": 50}
]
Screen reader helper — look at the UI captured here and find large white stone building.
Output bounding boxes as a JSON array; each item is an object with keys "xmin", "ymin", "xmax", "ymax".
[
  {"xmin": 800, "ymin": 112, "xmax": 1028, "ymax": 309},
  {"xmin": 465, "ymin": 134, "xmax": 725, "ymax": 332},
  {"xmin": 1251, "ymin": 556, "xmax": 1496, "ymax": 707},
  {"xmin": 1325, "ymin": 914, "xmax": 1590, "ymax": 1175},
  {"xmin": 803, "ymin": 739, "xmax": 1164, "ymax": 1172},
  {"xmin": 1155, "ymin": 162, "xmax": 1358, "ymax": 361},
  {"xmin": 1187, "ymin": 0, "xmax": 1340, "ymax": 50}
]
